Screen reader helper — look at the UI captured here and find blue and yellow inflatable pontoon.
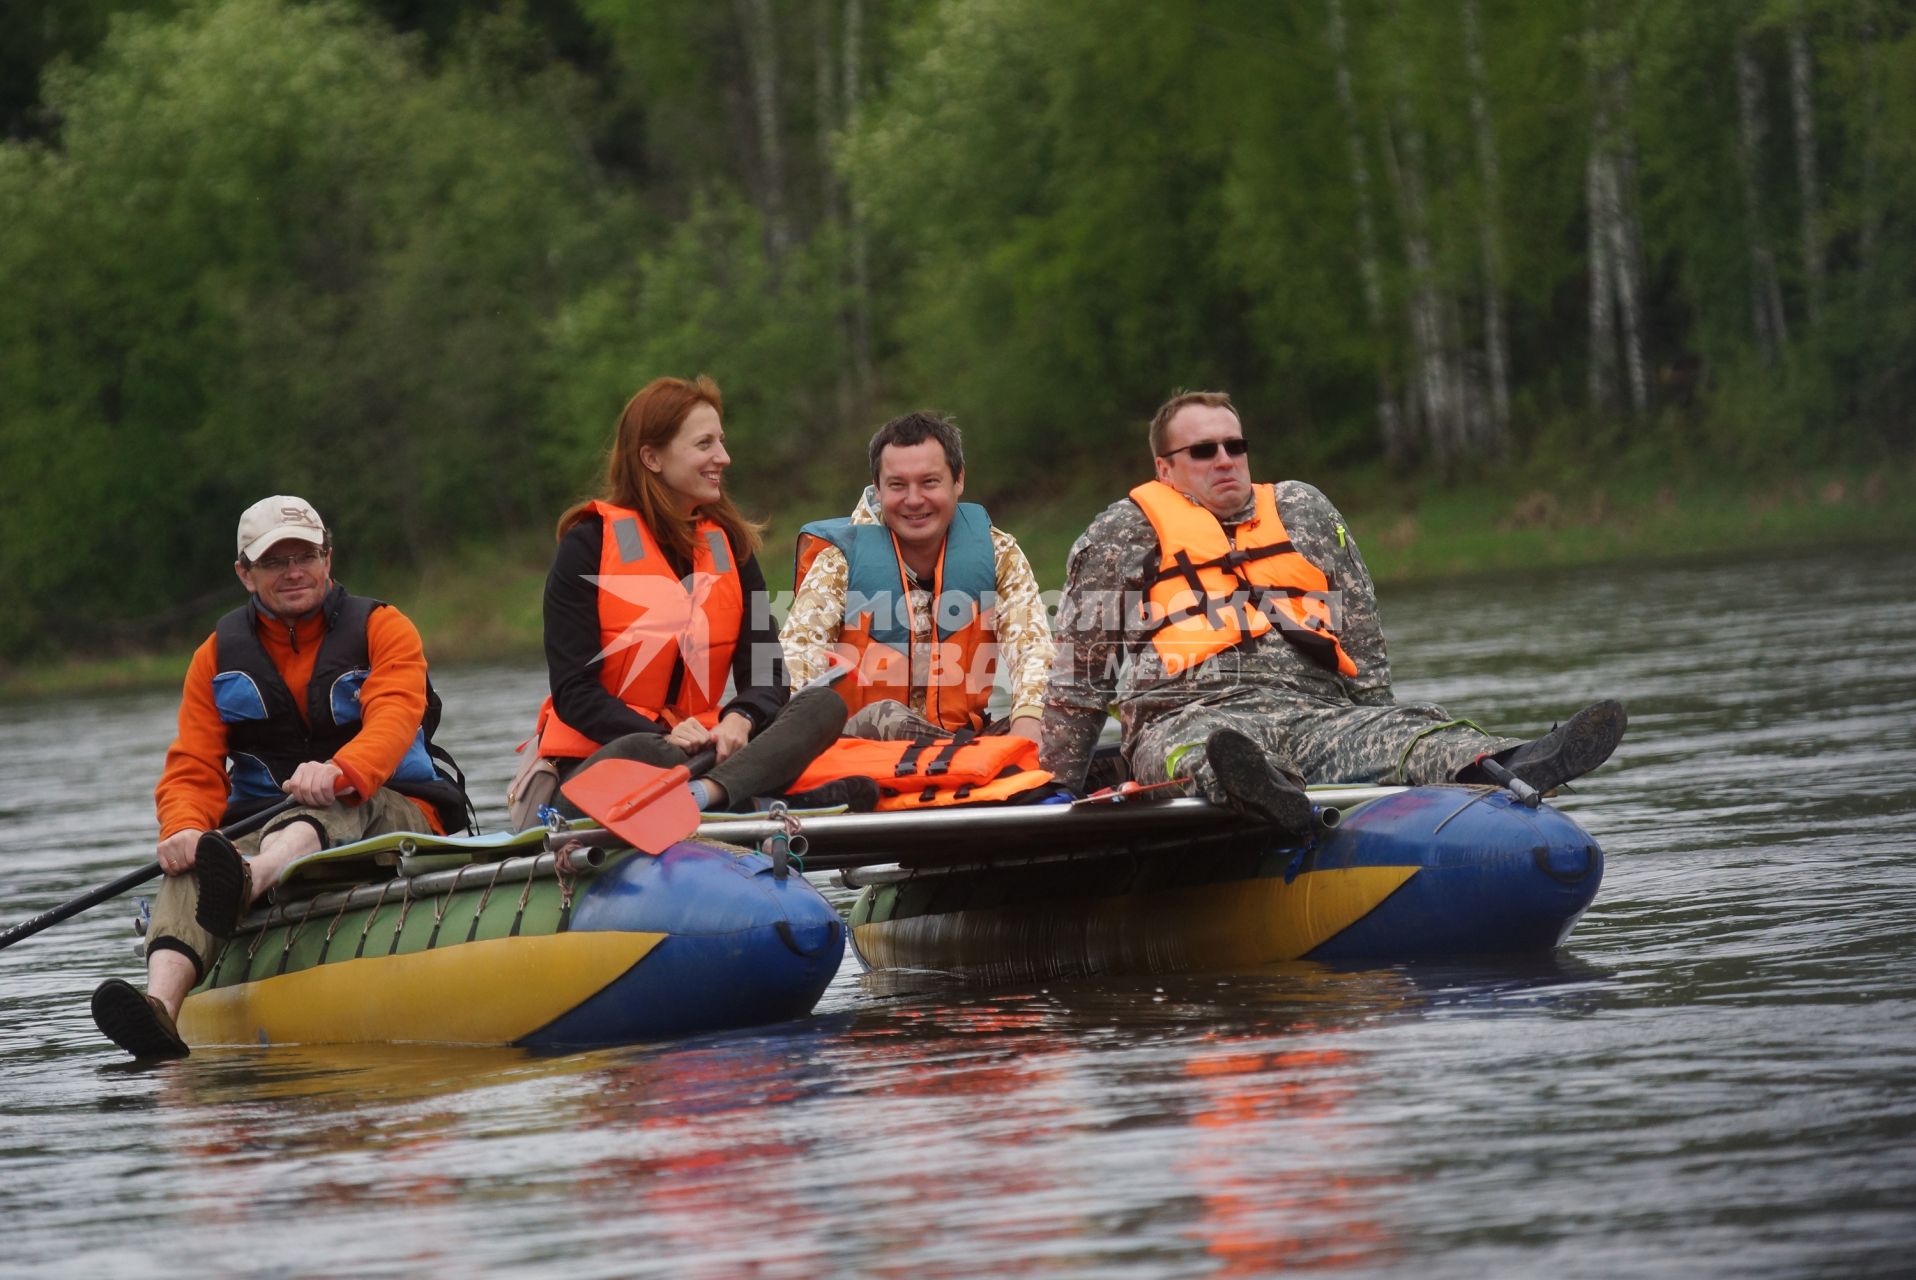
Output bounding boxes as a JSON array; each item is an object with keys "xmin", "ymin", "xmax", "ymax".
[
  {"xmin": 176, "ymin": 829, "xmax": 844, "ymax": 1051},
  {"xmin": 717, "ymin": 784, "xmax": 1605, "ymax": 983}
]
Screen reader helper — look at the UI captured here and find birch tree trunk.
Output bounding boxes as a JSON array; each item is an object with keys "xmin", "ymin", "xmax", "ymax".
[
  {"xmin": 842, "ymin": 0, "xmax": 875, "ymax": 397},
  {"xmin": 1462, "ymin": 0, "xmax": 1509, "ymax": 452},
  {"xmin": 1855, "ymin": 15, "xmax": 1883, "ymax": 279},
  {"xmin": 1585, "ymin": 45, "xmax": 1617, "ymax": 413},
  {"xmin": 1607, "ymin": 64, "xmax": 1650, "ymax": 415},
  {"xmin": 1735, "ymin": 30, "xmax": 1790, "ymax": 358},
  {"xmin": 1383, "ymin": 108, "xmax": 1458, "ymax": 468},
  {"xmin": 1585, "ymin": 9, "xmax": 1649, "ymax": 418},
  {"xmin": 734, "ymin": 0, "xmax": 791, "ymax": 265},
  {"xmin": 814, "ymin": 0, "xmax": 838, "ymax": 210},
  {"xmin": 1586, "ymin": 157, "xmax": 1618, "ymax": 412},
  {"xmin": 1445, "ymin": 291, "xmax": 1484, "ymax": 455},
  {"xmin": 1605, "ymin": 144, "xmax": 1650, "ymax": 415},
  {"xmin": 814, "ymin": 0, "xmax": 852, "ymax": 420},
  {"xmin": 1788, "ymin": 15, "xmax": 1824, "ymax": 329},
  {"xmin": 1326, "ymin": 0, "xmax": 1406, "ymax": 463}
]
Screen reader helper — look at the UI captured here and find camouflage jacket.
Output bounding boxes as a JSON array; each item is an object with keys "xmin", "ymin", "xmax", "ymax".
[{"xmin": 1039, "ymin": 480, "xmax": 1395, "ymax": 787}]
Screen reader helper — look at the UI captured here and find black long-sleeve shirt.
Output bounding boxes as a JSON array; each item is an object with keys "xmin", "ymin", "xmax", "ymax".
[{"xmin": 543, "ymin": 514, "xmax": 790, "ymax": 744}]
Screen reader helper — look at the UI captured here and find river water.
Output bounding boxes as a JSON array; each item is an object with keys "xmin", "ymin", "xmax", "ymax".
[{"xmin": 2, "ymin": 546, "xmax": 1913, "ymax": 1278}]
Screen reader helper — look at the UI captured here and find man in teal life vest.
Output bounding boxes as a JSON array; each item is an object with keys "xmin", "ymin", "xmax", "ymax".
[
  {"xmin": 1040, "ymin": 390, "xmax": 1626, "ymax": 834},
  {"xmin": 91, "ymin": 495, "xmax": 471, "ymax": 1061},
  {"xmin": 781, "ymin": 412, "xmax": 1055, "ymax": 744}
]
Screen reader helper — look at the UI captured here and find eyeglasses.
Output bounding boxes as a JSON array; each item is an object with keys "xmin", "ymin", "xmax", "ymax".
[
  {"xmin": 1158, "ymin": 437, "xmax": 1249, "ymax": 461},
  {"xmin": 253, "ymin": 549, "xmax": 327, "ymax": 574}
]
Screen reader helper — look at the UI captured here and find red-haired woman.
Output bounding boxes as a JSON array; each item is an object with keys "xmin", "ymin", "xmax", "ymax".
[{"xmin": 527, "ymin": 375, "xmax": 848, "ymax": 820}]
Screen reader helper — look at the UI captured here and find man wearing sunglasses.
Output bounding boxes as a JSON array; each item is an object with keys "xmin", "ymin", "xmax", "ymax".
[
  {"xmin": 90, "ymin": 495, "xmax": 471, "ymax": 1060},
  {"xmin": 1040, "ymin": 391, "xmax": 1624, "ymax": 833}
]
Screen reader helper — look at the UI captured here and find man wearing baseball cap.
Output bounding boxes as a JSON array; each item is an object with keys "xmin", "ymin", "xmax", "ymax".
[{"xmin": 90, "ymin": 495, "xmax": 472, "ymax": 1060}]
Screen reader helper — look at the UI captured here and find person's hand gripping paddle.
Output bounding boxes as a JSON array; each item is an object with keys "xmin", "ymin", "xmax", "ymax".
[{"xmin": 560, "ymin": 661, "xmax": 853, "ymax": 855}]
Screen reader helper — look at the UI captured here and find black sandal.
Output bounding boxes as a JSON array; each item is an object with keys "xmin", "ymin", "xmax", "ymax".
[
  {"xmin": 192, "ymin": 830, "xmax": 252, "ymax": 939},
  {"xmin": 91, "ymin": 979, "xmax": 190, "ymax": 1061}
]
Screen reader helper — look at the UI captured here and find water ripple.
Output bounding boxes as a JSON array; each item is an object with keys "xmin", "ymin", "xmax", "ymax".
[{"xmin": 4, "ymin": 546, "xmax": 1915, "ymax": 1276}]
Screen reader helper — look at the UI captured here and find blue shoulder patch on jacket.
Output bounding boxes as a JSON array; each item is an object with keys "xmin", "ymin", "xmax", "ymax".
[
  {"xmin": 329, "ymin": 668, "xmax": 370, "ymax": 725},
  {"xmin": 211, "ymin": 671, "xmax": 269, "ymax": 723}
]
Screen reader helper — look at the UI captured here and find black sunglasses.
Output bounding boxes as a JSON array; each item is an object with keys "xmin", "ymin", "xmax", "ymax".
[{"xmin": 1158, "ymin": 437, "xmax": 1249, "ymax": 461}]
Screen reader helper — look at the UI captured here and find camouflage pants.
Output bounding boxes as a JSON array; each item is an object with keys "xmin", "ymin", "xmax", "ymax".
[
  {"xmin": 1127, "ymin": 690, "xmax": 1521, "ymax": 804},
  {"xmin": 147, "ymin": 788, "xmax": 426, "ymax": 979},
  {"xmin": 844, "ymin": 698, "xmax": 1010, "ymax": 741}
]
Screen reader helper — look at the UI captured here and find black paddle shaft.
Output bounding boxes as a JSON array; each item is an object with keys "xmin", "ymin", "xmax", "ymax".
[{"xmin": 0, "ymin": 794, "xmax": 299, "ymax": 951}]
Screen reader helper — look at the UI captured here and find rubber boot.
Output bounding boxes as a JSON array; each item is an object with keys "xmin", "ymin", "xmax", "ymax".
[
  {"xmin": 705, "ymin": 687, "xmax": 851, "ymax": 809},
  {"xmin": 1459, "ymin": 700, "xmax": 1627, "ymax": 794},
  {"xmin": 1205, "ymin": 728, "xmax": 1314, "ymax": 839}
]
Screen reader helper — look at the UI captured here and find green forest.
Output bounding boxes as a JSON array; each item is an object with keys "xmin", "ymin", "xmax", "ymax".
[{"xmin": 2, "ymin": 0, "xmax": 1912, "ymax": 673}]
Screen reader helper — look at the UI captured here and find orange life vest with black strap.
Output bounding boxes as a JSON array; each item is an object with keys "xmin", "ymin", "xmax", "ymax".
[
  {"xmin": 1129, "ymin": 480, "xmax": 1358, "ymax": 679},
  {"xmin": 792, "ymin": 503, "xmax": 999, "ymax": 732},
  {"xmin": 536, "ymin": 500, "xmax": 745, "ymax": 760},
  {"xmin": 784, "ymin": 731, "xmax": 1053, "ymax": 811}
]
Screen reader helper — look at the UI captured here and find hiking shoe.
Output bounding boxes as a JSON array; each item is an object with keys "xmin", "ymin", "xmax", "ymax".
[
  {"xmin": 1488, "ymin": 699, "xmax": 1627, "ymax": 794},
  {"xmin": 192, "ymin": 831, "xmax": 252, "ymax": 940},
  {"xmin": 91, "ymin": 979, "xmax": 189, "ymax": 1061},
  {"xmin": 1206, "ymin": 729, "xmax": 1313, "ymax": 838},
  {"xmin": 773, "ymin": 776, "xmax": 881, "ymax": 813}
]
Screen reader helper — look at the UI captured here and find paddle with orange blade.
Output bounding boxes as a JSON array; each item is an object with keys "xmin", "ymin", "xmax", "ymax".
[
  {"xmin": 560, "ymin": 746, "xmax": 719, "ymax": 855},
  {"xmin": 561, "ymin": 663, "xmax": 852, "ymax": 854}
]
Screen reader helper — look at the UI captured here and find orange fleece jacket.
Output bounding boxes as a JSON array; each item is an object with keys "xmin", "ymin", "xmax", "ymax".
[{"xmin": 155, "ymin": 602, "xmax": 443, "ymax": 837}]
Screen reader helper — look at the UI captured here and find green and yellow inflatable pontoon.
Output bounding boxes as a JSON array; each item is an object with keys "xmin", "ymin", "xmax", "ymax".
[{"xmin": 173, "ymin": 824, "xmax": 845, "ymax": 1051}]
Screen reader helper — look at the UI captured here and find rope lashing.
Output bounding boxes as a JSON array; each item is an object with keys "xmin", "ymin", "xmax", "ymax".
[{"xmin": 761, "ymin": 800, "xmax": 808, "ymax": 880}]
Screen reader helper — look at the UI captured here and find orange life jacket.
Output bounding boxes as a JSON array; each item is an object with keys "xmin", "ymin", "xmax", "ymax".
[
  {"xmin": 792, "ymin": 504, "xmax": 999, "ymax": 731},
  {"xmin": 1129, "ymin": 480, "xmax": 1358, "ymax": 678},
  {"xmin": 536, "ymin": 501, "xmax": 745, "ymax": 759},
  {"xmin": 785, "ymin": 731, "xmax": 1053, "ymax": 811}
]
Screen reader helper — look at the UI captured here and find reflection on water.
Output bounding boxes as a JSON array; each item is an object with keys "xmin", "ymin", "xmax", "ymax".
[{"xmin": 3, "ymin": 546, "xmax": 1915, "ymax": 1277}]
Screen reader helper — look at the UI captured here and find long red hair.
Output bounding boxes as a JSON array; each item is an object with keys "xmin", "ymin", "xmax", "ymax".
[{"xmin": 558, "ymin": 375, "xmax": 764, "ymax": 566}]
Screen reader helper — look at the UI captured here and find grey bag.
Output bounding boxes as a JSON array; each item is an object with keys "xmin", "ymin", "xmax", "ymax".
[{"xmin": 505, "ymin": 749, "xmax": 562, "ymax": 833}]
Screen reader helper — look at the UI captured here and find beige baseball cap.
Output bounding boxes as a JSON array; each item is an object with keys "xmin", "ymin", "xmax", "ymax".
[{"xmin": 237, "ymin": 495, "xmax": 327, "ymax": 562}]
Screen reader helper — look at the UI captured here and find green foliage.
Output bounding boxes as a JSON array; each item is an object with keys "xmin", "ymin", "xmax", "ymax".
[
  {"xmin": 0, "ymin": 0, "xmax": 613, "ymax": 657},
  {"xmin": 2, "ymin": 0, "xmax": 1913, "ymax": 668},
  {"xmin": 541, "ymin": 193, "xmax": 851, "ymax": 510},
  {"xmin": 846, "ymin": 0, "xmax": 1255, "ymax": 489},
  {"xmin": 0, "ymin": 0, "xmax": 180, "ymax": 138}
]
